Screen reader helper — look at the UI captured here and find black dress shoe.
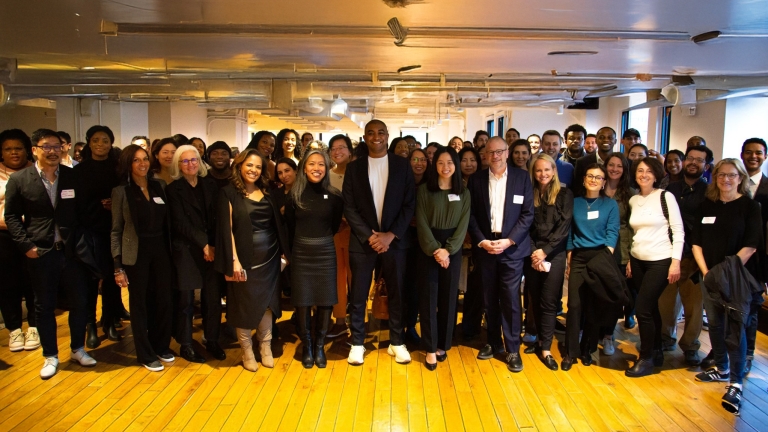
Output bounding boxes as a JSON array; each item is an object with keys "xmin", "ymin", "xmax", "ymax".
[
  {"xmin": 436, "ymin": 352, "xmax": 447, "ymax": 362},
  {"xmin": 653, "ymin": 349, "xmax": 664, "ymax": 367},
  {"xmin": 539, "ymin": 354, "xmax": 559, "ymax": 371},
  {"xmin": 120, "ymin": 308, "xmax": 131, "ymax": 320},
  {"xmin": 561, "ymin": 355, "xmax": 573, "ymax": 371},
  {"xmin": 477, "ymin": 344, "xmax": 496, "ymax": 360},
  {"xmin": 180, "ymin": 345, "xmax": 206, "ymax": 363},
  {"xmin": 113, "ymin": 317, "xmax": 123, "ymax": 328},
  {"xmin": 506, "ymin": 353, "xmax": 523, "ymax": 373},
  {"xmin": 425, "ymin": 360, "xmax": 437, "ymax": 371},
  {"xmin": 206, "ymin": 342, "xmax": 227, "ymax": 360},
  {"xmin": 523, "ymin": 345, "xmax": 537, "ymax": 354},
  {"xmin": 700, "ymin": 350, "xmax": 716, "ymax": 370},
  {"xmin": 106, "ymin": 325, "xmax": 122, "ymax": 341},
  {"xmin": 625, "ymin": 358, "xmax": 655, "ymax": 377},
  {"xmin": 580, "ymin": 352, "xmax": 592, "ymax": 366},
  {"xmin": 86, "ymin": 323, "xmax": 101, "ymax": 349}
]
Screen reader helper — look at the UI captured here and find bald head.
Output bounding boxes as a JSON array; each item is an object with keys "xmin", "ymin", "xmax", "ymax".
[{"xmin": 364, "ymin": 119, "xmax": 389, "ymax": 158}]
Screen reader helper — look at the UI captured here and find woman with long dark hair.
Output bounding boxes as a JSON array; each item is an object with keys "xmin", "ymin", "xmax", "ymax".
[
  {"xmin": 510, "ymin": 139, "xmax": 532, "ymax": 171},
  {"xmin": 285, "ymin": 149, "xmax": 344, "ymax": 368},
  {"xmin": 458, "ymin": 147, "xmax": 479, "ymax": 185},
  {"xmin": 150, "ymin": 137, "xmax": 178, "ymax": 185},
  {"xmin": 76, "ymin": 125, "xmax": 124, "ymax": 348},
  {"xmin": 215, "ymin": 149, "xmax": 290, "ymax": 371},
  {"xmin": 523, "ymin": 154, "xmax": 572, "ymax": 370},
  {"xmin": 659, "ymin": 149, "xmax": 685, "ymax": 189},
  {"xmin": 247, "ymin": 131, "xmax": 277, "ymax": 181},
  {"xmin": 112, "ymin": 145, "xmax": 174, "ymax": 371},
  {"xmin": 389, "ymin": 137, "xmax": 410, "ymax": 158},
  {"xmin": 416, "ymin": 146, "xmax": 470, "ymax": 370},
  {"xmin": 272, "ymin": 129, "xmax": 300, "ymax": 165}
]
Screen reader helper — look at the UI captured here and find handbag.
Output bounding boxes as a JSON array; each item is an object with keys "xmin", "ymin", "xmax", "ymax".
[{"xmin": 371, "ymin": 277, "xmax": 389, "ymax": 320}]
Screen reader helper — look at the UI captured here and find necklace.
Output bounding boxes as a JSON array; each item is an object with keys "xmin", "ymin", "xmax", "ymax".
[
  {"xmin": 585, "ymin": 197, "xmax": 598, "ymax": 210},
  {"xmin": 635, "ymin": 189, "xmax": 656, "ymax": 207}
]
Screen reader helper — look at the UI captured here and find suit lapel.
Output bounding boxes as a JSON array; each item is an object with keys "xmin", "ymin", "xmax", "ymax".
[
  {"xmin": 358, "ymin": 157, "xmax": 379, "ymax": 230},
  {"xmin": 29, "ymin": 167, "xmax": 55, "ymax": 212},
  {"xmin": 502, "ymin": 167, "xmax": 516, "ymax": 231},
  {"xmin": 479, "ymin": 169, "xmax": 492, "ymax": 225}
]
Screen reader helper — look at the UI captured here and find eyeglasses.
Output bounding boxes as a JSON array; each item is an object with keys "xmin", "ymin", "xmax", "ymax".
[
  {"xmin": 35, "ymin": 145, "xmax": 62, "ymax": 153},
  {"xmin": 487, "ymin": 149, "xmax": 507, "ymax": 157},
  {"xmin": 716, "ymin": 173, "xmax": 740, "ymax": 180},
  {"xmin": 411, "ymin": 157, "xmax": 427, "ymax": 163},
  {"xmin": 685, "ymin": 156, "xmax": 706, "ymax": 164},
  {"xmin": 586, "ymin": 174, "xmax": 605, "ymax": 181},
  {"xmin": 180, "ymin": 158, "xmax": 199, "ymax": 165}
]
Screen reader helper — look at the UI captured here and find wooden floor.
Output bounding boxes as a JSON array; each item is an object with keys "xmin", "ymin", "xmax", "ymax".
[{"xmin": 2, "ymin": 294, "xmax": 768, "ymax": 432}]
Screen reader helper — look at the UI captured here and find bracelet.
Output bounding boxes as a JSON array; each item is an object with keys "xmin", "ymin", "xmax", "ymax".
[{"xmin": 114, "ymin": 269, "xmax": 125, "ymax": 275}]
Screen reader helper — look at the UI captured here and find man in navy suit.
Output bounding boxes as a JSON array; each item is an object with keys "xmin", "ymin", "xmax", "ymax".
[
  {"xmin": 342, "ymin": 120, "xmax": 416, "ymax": 365},
  {"xmin": 467, "ymin": 137, "xmax": 534, "ymax": 372}
]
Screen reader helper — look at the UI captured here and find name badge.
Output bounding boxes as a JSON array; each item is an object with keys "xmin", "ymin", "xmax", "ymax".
[
  {"xmin": 587, "ymin": 211, "xmax": 599, "ymax": 220},
  {"xmin": 448, "ymin": 194, "xmax": 460, "ymax": 202},
  {"xmin": 153, "ymin": 197, "xmax": 165, "ymax": 204},
  {"xmin": 60, "ymin": 189, "xmax": 75, "ymax": 199},
  {"xmin": 323, "ymin": 194, "xmax": 328, "ymax": 199},
  {"xmin": 513, "ymin": 195, "xmax": 524, "ymax": 204},
  {"xmin": 702, "ymin": 216, "xmax": 716, "ymax": 224}
]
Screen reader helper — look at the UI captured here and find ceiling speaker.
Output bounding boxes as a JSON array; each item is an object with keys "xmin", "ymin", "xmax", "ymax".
[{"xmin": 661, "ymin": 84, "xmax": 696, "ymax": 106}]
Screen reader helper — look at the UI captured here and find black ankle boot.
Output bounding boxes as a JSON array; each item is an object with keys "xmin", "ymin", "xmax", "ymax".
[
  {"xmin": 625, "ymin": 358, "xmax": 655, "ymax": 377},
  {"xmin": 106, "ymin": 324, "xmax": 122, "ymax": 341},
  {"xmin": 314, "ymin": 308, "xmax": 332, "ymax": 368},
  {"xmin": 653, "ymin": 349, "xmax": 664, "ymax": 367},
  {"xmin": 297, "ymin": 307, "xmax": 314, "ymax": 368},
  {"xmin": 86, "ymin": 323, "xmax": 100, "ymax": 349}
]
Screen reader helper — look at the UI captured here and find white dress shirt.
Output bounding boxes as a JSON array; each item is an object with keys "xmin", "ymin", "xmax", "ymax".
[
  {"xmin": 489, "ymin": 165, "xmax": 508, "ymax": 234},
  {"xmin": 368, "ymin": 155, "xmax": 389, "ymax": 227},
  {"xmin": 749, "ymin": 171, "xmax": 762, "ymax": 198}
]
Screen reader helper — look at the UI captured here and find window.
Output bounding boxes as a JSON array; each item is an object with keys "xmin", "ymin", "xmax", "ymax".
[
  {"xmin": 486, "ymin": 119, "xmax": 495, "ymax": 136},
  {"xmin": 659, "ymin": 106, "xmax": 672, "ymax": 155},
  {"xmin": 497, "ymin": 116, "xmax": 505, "ymax": 137}
]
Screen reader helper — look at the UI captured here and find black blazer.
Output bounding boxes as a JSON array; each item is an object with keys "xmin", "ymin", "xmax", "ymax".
[
  {"xmin": 166, "ymin": 176, "xmax": 218, "ymax": 289},
  {"xmin": 214, "ymin": 184, "xmax": 290, "ymax": 277},
  {"xmin": 752, "ymin": 174, "xmax": 768, "ymax": 281},
  {"xmin": 571, "ymin": 152, "xmax": 599, "ymax": 198},
  {"xmin": 467, "ymin": 166, "xmax": 534, "ymax": 260},
  {"xmin": 110, "ymin": 178, "xmax": 171, "ymax": 267},
  {"xmin": 342, "ymin": 153, "xmax": 415, "ymax": 253},
  {"xmin": 4, "ymin": 164, "xmax": 79, "ymax": 256}
]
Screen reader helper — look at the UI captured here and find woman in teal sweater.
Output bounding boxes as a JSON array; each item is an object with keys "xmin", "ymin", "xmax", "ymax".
[
  {"xmin": 416, "ymin": 146, "xmax": 471, "ymax": 371},
  {"xmin": 562, "ymin": 163, "xmax": 620, "ymax": 371}
]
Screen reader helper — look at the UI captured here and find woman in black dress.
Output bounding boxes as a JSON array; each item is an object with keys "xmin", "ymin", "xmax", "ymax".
[
  {"xmin": 215, "ymin": 149, "xmax": 289, "ymax": 372},
  {"xmin": 285, "ymin": 149, "xmax": 344, "ymax": 368}
]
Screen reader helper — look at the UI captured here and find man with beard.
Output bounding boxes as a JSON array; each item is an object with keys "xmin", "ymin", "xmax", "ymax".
[
  {"xmin": 562, "ymin": 124, "xmax": 587, "ymax": 166},
  {"xmin": 540, "ymin": 130, "xmax": 573, "ymax": 188},
  {"xmin": 659, "ymin": 145, "xmax": 712, "ymax": 366},
  {"xmin": 584, "ymin": 133, "xmax": 597, "ymax": 155},
  {"xmin": 572, "ymin": 126, "xmax": 617, "ymax": 197},
  {"xmin": 740, "ymin": 137, "xmax": 768, "ymax": 375},
  {"xmin": 205, "ymin": 141, "xmax": 233, "ymax": 189}
]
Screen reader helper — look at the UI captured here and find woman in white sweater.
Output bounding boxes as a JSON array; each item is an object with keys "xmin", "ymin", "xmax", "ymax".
[{"xmin": 625, "ymin": 157, "xmax": 684, "ymax": 377}]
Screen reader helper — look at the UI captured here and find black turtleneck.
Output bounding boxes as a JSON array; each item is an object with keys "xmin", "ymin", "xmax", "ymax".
[{"xmin": 75, "ymin": 158, "xmax": 120, "ymax": 234}]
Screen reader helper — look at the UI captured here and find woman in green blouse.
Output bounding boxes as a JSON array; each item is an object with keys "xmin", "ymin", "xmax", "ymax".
[{"xmin": 416, "ymin": 146, "xmax": 471, "ymax": 370}]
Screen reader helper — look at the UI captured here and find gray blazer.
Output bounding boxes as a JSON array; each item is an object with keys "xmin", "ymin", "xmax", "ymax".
[{"xmin": 110, "ymin": 179, "xmax": 168, "ymax": 267}]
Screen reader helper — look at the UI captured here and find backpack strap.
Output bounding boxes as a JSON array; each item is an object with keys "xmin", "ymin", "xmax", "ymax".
[{"xmin": 660, "ymin": 191, "xmax": 673, "ymax": 244}]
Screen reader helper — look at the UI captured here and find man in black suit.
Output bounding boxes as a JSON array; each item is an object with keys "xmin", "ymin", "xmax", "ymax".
[
  {"xmin": 4, "ymin": 128, "xmax": 93, "ymax": 379},
  {"xmin": 741, "ymin": 137, "xmax": 768, "ymax": 374},
  {"xmin": 342, "ymin": 120, "xmax": 416, "ymax": 365},
  {"xmin": 467, "ymin": 137, "xmax": 534, "ymax": 372},
  {"xmin": 571, "ymin": 126, "xmax": 617, "ymax": 197}
]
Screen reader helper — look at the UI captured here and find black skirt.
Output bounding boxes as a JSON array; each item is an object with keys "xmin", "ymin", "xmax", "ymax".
[{"xmin": 290, "ymin": 235, "xmax": 337, "ymax": 307}]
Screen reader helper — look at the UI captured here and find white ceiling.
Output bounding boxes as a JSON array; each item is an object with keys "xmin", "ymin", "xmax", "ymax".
[{"xmin": 1, "ymin": 0, "xmax": 767, "ymax": 127}]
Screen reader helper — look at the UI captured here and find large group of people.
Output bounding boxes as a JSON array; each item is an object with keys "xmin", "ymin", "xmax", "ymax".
[{"xmin": 0, "ymin": 120, "xmax": 765, "ymax": 416}]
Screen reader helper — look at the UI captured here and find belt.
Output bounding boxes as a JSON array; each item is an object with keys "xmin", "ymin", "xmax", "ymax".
[
  {"xmin": 53, "ymin": 241, "xmax": 65, "ymax": 251},
  {"xmin": 490, "ymin": 232, "xmax": 503, "ymax": 240}
]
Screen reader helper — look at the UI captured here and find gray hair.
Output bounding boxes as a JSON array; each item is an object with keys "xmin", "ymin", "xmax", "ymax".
[
  {"xmin": 170, "ymin": 144, "xmax": 208, "ymax": 179},
  {"xmin": 290, "ymin": 149, "xmax": 340, "ymax": 209}
]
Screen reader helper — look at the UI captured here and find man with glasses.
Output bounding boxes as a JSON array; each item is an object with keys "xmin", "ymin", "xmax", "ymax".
[
  {"xmin": 562, "ymin": 124, "xmax": 587, "ymax": 166},
  {"xmin": 467, "ymin": 137, "xmax": 534, "ymax": 372},
  {"xmin": 660, "ymin": 145, "xmax": 713, "ymax": 367},
  {"xmin": 740, "ymin": 137, "xmax": 768, "ymax": 375},
  {"xmin": 4, "ymin": 128, "xmax": 94, "ymax": 379},
  {"xmin": 540, "ymin": 130, "xmax": 574, "ymax": 187},
  {"xmin": 572, "ymin": 126, "xmax": 617, "ymax": 197}
]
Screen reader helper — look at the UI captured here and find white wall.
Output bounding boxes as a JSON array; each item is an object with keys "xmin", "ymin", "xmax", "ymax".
[
  {"xmin": 170, "ymin": 102, "xmax": 208, "ymax": 142},
  {"xmin": 723, "ymin": 97, "xmax": 768, "ymax": 159},
  {"xmin": 148, "ymin": 102, "xmax": 172, "ymax": 140},
  {"xmin": 585, "ymin": 96, "xmax": 628, "ymax": 139},
  {"xmin": 509, "ymin": 108, "xmax": 586, "ymax": 138},
  {"xmin": 0, "ymin": 105, "xmax": 57, "ymax": 135},
  {"xmin": 120, "ymin": 102, "xmax": 149, "ymax": 146},
  {"xmin": 669, "ymin": 100, "xmax": 727, "ymax": 158}
]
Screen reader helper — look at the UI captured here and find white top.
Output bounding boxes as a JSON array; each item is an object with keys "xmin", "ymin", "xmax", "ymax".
[
  {"xmin": 749, "ymin": 171, "xmax": 762, "ymax": 198},
  {"xmin": 329, "ymin": 170, "xmax": 344, "ymax": 192},
  {"xmin": 628, "ymin": 189, "xmax": 684, "ymax": 261},
  {"xmin": 368, "ymin": 156, "xmax": 389, "ymax": 227},
  {"xmin": 489, "ymin": 165, "xmax": 508, "ymax": 233}
]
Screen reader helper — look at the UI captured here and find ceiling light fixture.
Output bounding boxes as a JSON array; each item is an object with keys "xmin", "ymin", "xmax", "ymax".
[
  {"xmin": 398, "ymin": 65, "xmax": 421, "ymax": 73},
  {"xmin": 691, "ymin": 31, "xmax": 721, "ymax": 44},
  {"xmin": 387, "ymin": 17, "xmax": 408, "ymax": 46},
  {"xmin": 82, "ymin": 67, "xmax": 95, "ymax": 70},
  {"xmin": 547, "ymin": 51, "xmax": 598, "ymax": 56}
]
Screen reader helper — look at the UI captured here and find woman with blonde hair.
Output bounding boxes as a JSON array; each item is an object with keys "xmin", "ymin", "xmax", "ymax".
[{"xmin": 523, "ymin": 153, "xmax": 573, "ymax": 370}]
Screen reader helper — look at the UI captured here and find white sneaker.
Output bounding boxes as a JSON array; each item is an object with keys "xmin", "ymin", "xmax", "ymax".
[
  {"xmin": 24, "ymin": 328, "xmax": 40, "ymax": 351},
  {"xmin": 602, "ymin": 337, "xmax": 615, "ymax": 356},
  {"xmin": 387, "ymin": 344, "xmax": 412, "ymax": 364},
  {"xmin": 9, "ymin": 329, "xmax": 25, "ymax": 352},
  {"xmin": 40, "ymin": 357, "xmax": 59, "ymax": 379},
  {"xmin": 71, "ymin": 348, "xmax": 97, "ymax": 367},
  {"xmin": 348, "ymin": 345, "xmax": 365, "ymax": 365}
]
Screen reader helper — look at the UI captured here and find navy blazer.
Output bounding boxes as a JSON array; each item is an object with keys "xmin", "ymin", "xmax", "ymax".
[
  {"xmin": 342, "ymin": 153, "xmax": 415, "ymax": 253},
  {"xmin": 467, "ymin": 165, "xmax": 534, "ymax": 260},
  {"xmin": 4, "ymin": 164, "xmax": 79, "ymax": 256},
  {"xmin": 752, "ymin": 174, "xmax": 768, "ymax": 281}
]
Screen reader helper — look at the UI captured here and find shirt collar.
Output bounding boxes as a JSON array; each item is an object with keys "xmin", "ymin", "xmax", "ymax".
[
  {"xmin": 750, "ymin": 171, "xmax": 762, "ymax": 185},
  {"xmin": 489, "ymin": 164, "xmax": 508, "ymax": 181},
  {"xmin": 35, "ymin": 161, "xmax": 59, "ymax": 179}
]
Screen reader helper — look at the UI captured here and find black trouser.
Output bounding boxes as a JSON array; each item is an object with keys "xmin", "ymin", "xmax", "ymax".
[
  {"xmin": 477, "ymin": 249, "xmax": 524, "ymax": 354},
  {"xmin": 524, "ymin": 250, "xmax": 566, "ymax": 351},
  {"xmin": 349, "ymin": 248, "xmax": 406, "ymax": 346},
  {"xmin": 523, "ymin": 259, "xmax": 536, "ymax": 336},
  {"xmin": 403, "ymin": 244, "xmax": 420, "ymax": 330},
  {"xmin": 177, "ymin": 254, "xmax": 222, "ymax": 346},
  {"xmin": 419, "ymin": 228, "xmax": 461, "ymax": 353},
  {"xmin": 601, "ymin": 262, "xmax": 630, "ymax": 337},
  {"xmin": 461, "ymin": 253, "xmax": 483, "ymax": 336},
  {"xmin": 27, "ymin": 248, "xmax": 88, "ymax": 357},
  {"xmin": 565, "ymin": 248, "xmax": 603, "ymax": 358},
  {"xmin": 124, "ymin": 236, "xmax": 173, "ymax": 364},
  {"xmin": 84, "ymin": 233, "xmax": 122, "ymax": 327},
  {"xmin": 630, "ymin": 257, "xmax": 672, "ymax": 359},
  {"xmin": 0, "ymin": 230, "xmax": 36, "ymax": 330}
]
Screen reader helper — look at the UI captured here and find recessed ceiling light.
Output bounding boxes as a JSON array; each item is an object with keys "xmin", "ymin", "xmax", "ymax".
[
  {"xmin": 82, "ymin": 66, "xmax": 95, "ymax": 70},
  {"xmin": 397, "ymin": 65, "xmax": 421, "ymax": 73},
  {"xmin": 691, "ymin": 31, "xmax": 721, "ymax": 44},
  {"xmin": 547, "ymin": 51, "xmax": 598, "ymax": 56}
]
